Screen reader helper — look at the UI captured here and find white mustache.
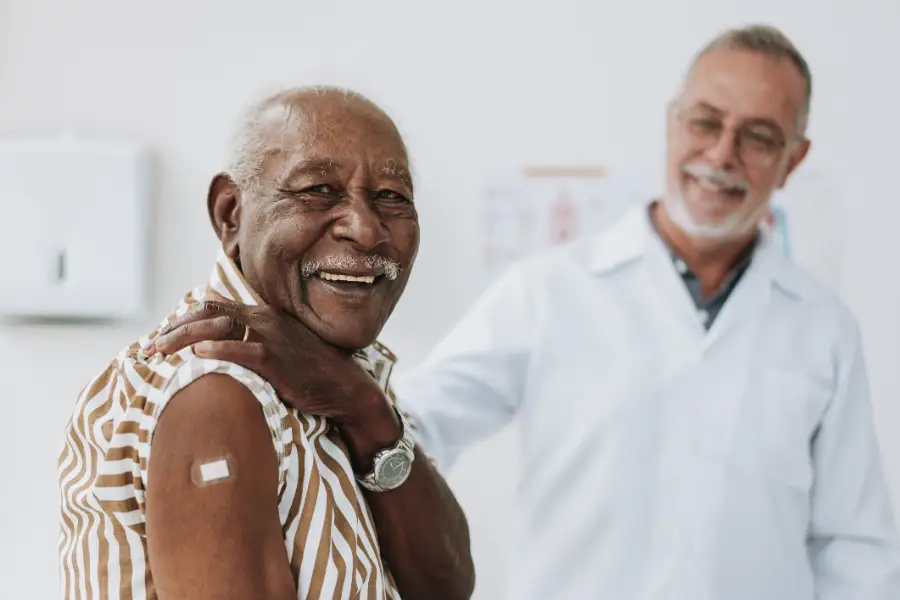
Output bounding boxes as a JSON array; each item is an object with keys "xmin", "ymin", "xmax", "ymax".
[
  {"xmin": 683, "ymin": 163, "xmax": 750, "ymax": 192},
  {"xmin": 300, "ymin": 255, "xmax": 401, "ymax": 280}
]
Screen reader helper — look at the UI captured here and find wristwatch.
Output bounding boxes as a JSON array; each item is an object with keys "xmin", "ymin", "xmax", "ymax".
[{"xmin": 356, "ymin": 407, "xmax": 416, "ymax": 492}]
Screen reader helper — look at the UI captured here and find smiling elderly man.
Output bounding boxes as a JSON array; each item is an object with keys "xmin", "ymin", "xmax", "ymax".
[{"xmin": 58, "ymin": 87, "xmax": 474, "ymax": 600}]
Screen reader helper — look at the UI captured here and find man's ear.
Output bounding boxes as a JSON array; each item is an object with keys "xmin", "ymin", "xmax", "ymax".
[
  {"xmin": 207, "ymin": 173, "xmax": 242, "ymax": 259},
  {"xmin": 777, "ymin": 138, "xmax": 811, "ymax": 189}
]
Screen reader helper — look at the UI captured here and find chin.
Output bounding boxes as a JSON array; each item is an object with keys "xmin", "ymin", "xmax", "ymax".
[
  {"xmin": 296, "ymin": 273, "xmax": 402, "ymax": 351},
  {"xmin": 664, "ymin": 194, "xmax": 744, "ymax": 240},
  {"xmin": 307, "ymin": 318, "xmax": 382, "ymax": 352},
  {"xmin": 680, "ymin": 193, "xmax": 739, "ymax": 222}
]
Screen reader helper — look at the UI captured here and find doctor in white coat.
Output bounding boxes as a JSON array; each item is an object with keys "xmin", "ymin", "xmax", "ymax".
[{"xmin": 393, "ymin": 25, "xmax": 900, "ymax": 600}]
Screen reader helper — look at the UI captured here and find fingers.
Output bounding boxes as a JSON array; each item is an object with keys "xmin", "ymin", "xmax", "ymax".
[
  {"xmin": 193, "ymin": 341, "xmax": 268, "ymax": 374},
  {"xmin": 157, "ymin": 300, "xmax": 243, "ymax": 337},
  {"xmin": 152, "ymin": 314, "xmax": 247, "ymax": 356}
]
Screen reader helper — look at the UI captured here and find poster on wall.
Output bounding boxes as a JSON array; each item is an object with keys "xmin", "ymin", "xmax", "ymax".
[
  {"xmin": 481, "ymin": 165, "xmax": 845, "ymax": 290},
  {"xmin": 480, "ymin": 166, "xmax": 648, "ymax": 279}
]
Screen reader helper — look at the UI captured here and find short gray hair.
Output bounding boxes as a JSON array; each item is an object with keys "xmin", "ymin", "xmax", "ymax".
[
  {"xmin": 225, "ymin": 99, "xmax": 294, "ymax": 194},
  {"xmin": 224, "ymin": 85, "xmax": 382, "ymax": 194},
  {"xmin": 691, "ymin": 24, "xmax": 812, "ymax": 134}
]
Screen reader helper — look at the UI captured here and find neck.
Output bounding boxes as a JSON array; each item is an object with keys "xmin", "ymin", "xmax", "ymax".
[{"xmin": 651, "ymin": 202, "xmax": 756, "ymax": 297}]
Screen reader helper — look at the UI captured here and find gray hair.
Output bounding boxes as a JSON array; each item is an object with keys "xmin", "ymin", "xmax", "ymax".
[
  {"xmin": 689, "ymin": 24, "xmax": 812, "ymax": 134},
  {"xmin": 223, "ymin": 85, "xmax": 385, "ymax": 194}
]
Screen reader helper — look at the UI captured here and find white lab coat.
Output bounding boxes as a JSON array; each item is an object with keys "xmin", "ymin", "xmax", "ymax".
[{"xmin": 393, "ymin": 204, "xmax": 900, "ymax": 600}]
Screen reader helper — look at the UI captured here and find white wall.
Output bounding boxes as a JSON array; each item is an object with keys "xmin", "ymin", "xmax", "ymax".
[{"xmin": 1, "ymin": 1, "xmax": 898, "ymax": 598}]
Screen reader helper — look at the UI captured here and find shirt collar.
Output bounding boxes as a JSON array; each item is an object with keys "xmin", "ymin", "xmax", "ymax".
[
  {"xmin": 648, "ymin": 204, "xmax": 758, "ymax": 279},
  {"xmin": 207, "ymin": 248, "xmax": 398, "ymax": 391},
  {"xmin": 586, "ymin": 200, "xmax": 802, "ymax": 298}
]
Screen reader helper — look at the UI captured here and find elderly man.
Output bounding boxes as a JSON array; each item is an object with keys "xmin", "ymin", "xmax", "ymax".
[
  {"xmin": 152, "ymin": 25, "xmax": 900, "ymax": 600},
  {"xmin": 58, "ymin": 88, "xmax": 474, "ymax": 600}
]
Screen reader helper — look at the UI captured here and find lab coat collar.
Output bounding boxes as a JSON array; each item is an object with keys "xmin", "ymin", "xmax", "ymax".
[
  {"xmin": 587, "ymin": 201, "xmax": 805, "ymax": 301},
  {"xmin": 585, "ymin": 204, "xmax": 650, "ymax": 274}
]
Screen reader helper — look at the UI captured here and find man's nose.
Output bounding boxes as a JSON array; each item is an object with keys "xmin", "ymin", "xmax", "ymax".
[
  {"xmin": 704, "ymin": 128, "xmax": 741, "ymax": 169},
  {"xmin": 331, "ymin": 197, "xmax": 390, "ymax": 251}
]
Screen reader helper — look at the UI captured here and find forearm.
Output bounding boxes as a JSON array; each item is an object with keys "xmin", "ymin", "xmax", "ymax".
[
  {"xmin": 809, "ymin": 488, "xmax": 900, "ymax": 597},
  {"xmin": 367, "ymin": 451, "xmax": 474, "ymax": 600},
  {"xmin": 808, "ymin": 328, "xmax": 900, "ymax": 599},
  {"xmin": 340, "ymin": 400, "xmax": 475, "ymax": 600},
  {"xmin": 809, "ymin": 536, "xmax": 900, "ymax": 599}
]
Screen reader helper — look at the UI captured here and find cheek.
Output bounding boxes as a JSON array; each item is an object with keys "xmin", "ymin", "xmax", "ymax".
[
  {"xmin": 389, "ymin": 221, "xmax": 420, "ymax": 266},
  {"xmin": 262, "ymin": 212, "xmax": 325, "ymax": 256},
  {"xmin": 667, "ymin": 138, "xmax": 699, "ymax": 177},
  {"xmin": 745, "ymin": 165, "xmax": 781, "ymax": 196},
  {"xmin": 240, "ymin": 213, "xmax": 325, "ymax": 289},
  {"xmin": 666, "ymin": 152, "xmax": 692, "ymax": 194}
]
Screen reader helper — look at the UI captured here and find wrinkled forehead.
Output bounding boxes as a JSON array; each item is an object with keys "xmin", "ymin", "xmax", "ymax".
[
  {"xmin": 680, "ymin": 48, "xmax": 806, "ymax": 131},
  {"xmin": 261, "ymin": 99, "xmax": 411, "ymax": 185}
]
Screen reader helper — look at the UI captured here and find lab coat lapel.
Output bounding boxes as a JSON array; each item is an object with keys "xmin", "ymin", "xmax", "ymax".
[
  {"xmin": 588, "ymin": 203, "xmax": 706, "ymax": 342},
  {"xmin": 586, "ymin": 204, "xmax": 781, "ymax": 349},
  {"xmin": 702, "ymin": 232, "xmax": 779, "ymax": 351},
  {"xmin": 645, "ymin": 226, "xmax": 709, "ymax": 336}
]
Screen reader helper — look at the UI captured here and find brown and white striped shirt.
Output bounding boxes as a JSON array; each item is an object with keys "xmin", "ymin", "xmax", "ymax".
[{"xmin": 58, "ymin": 249, "xmax": 401, "ymax": 599}]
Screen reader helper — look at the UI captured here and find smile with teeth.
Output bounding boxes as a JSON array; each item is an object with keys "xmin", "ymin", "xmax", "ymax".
[
  {"xmin": 317, "ymin": 271, "xmax": 376, "ymax": 284},
  {"xmin": 693, "ymin": 176, "xmax": 745, "ymax": 195}
]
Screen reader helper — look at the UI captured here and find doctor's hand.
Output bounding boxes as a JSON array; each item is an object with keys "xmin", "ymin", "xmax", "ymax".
[{"xmin": 146, "ymin": 294, "xmax": 396, "ymax": 441}]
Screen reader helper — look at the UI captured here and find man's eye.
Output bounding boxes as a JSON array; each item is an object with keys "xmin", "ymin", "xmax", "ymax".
[
  {"xmin": 691, "ymin": 118, "xmax": 721, "ymax": 133},
  {"xmin": 742, "ymin": 131, "xmax": 780, "ymax": 150},
  {"xmin": 278, "ymin": 184, "xmax": 339, "ymax": 197},
  {"xmin": 373, "ymin": 189, "xmax": 410, "ymax": 203},
  {"xmin": 306, "ymin": 184, "xmax": 337, "ymax": 195}
]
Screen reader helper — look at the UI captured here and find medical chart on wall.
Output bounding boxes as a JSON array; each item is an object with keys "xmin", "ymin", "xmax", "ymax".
[
  {"xmin": 481, "ymin": 165, "xmax": 846, "ymax": 291},
  {"xmin": 480, "ymin": 166, "xmax": 649, "ymax": 280}
]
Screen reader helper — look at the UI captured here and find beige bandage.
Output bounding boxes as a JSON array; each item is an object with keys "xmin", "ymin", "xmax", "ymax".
[{"xmin": 190, "ymin": 455, "xmax": 235, "ymax": 486}]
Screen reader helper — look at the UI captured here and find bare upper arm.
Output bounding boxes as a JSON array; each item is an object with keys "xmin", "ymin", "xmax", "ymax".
[{"xmin": 146, "ymin": 373, "xmax": 295, "ymax": 600}]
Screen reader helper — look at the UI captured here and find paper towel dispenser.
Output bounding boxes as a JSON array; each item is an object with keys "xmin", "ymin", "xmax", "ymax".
[{"xmin": 0, "ymin": 138, "xmax": 153, "ymax": 322}]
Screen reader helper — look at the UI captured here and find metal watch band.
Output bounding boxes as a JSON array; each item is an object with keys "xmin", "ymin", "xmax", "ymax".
[{"xmin": 356, "ymin": 406, "xmax": 416, "ymax": 492}]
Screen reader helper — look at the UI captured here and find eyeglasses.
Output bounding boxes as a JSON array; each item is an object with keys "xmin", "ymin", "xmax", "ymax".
[{"xmin": 675, "ymin": 107, "xmax": 792, "ymax": 167}]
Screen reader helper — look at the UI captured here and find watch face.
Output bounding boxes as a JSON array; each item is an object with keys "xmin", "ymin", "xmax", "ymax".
[{"xmin": 376, "ymin": 450, "xmax": 412, "ymax": 489}]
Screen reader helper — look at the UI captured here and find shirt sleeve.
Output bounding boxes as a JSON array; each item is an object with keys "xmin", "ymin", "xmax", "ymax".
[
  {"xmin": 807, "ymin": 320, "xmax": 900, "ymax": 599},
  {"xmin": 391, "ymin": 260, "xmax": 536, "ymax": 473},
  {"xmin": 93, "ymin": 351, "xmax": 291, "ymax": 536}
]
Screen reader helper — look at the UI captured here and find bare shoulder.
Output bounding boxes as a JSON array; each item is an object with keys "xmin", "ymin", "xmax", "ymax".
[
  {"xmin": 154, "ymin": 373, "xmax": 278, "ymax": 446},
  {"xmin": 148, "ymin": 372, "xmax": 281, "ymax": 509},
  {"xmin": 146, "ymin": 373, "xmax": 295, "ymax": 600}
]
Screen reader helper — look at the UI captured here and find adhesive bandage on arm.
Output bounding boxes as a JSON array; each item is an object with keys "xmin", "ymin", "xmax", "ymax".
[{"xmin": 190, "ymin": 456, "xmax": 235, "ymax": 486}]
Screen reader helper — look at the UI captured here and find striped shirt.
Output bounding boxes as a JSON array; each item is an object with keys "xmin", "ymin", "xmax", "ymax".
[{"xmin": 58, "ymin": 249, "xmax": 402, "ymax": 600}]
